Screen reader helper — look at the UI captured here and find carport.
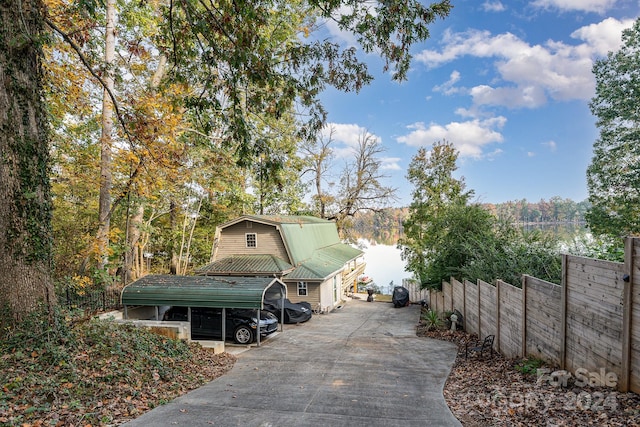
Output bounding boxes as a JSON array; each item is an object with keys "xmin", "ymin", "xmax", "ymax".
[{"xmin": 121, "ymin": 274, "xmax": 287, "ymax": 346}]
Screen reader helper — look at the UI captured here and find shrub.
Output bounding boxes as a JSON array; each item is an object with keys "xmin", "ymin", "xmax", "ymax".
[{"xmin": 421, "ymin": 309, "xmax": 443, "ymax": 331}]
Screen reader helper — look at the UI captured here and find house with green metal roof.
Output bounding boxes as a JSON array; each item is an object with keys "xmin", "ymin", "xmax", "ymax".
[{"xmin": 197, "ymin": 215, "xmax": 366, "ymax": 312}]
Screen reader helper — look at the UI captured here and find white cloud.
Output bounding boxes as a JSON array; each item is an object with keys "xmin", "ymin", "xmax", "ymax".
[
  {"xmin": 396, "ymin": 117, "xmax": 506, "ymax": 158},
  {"xmin": 486, "ymin": 149, "xmax": 504, "ymax": 160},
  {"xmin": 322, "ymin": 123, "xmax": 383, "ymax": 159},
  {"xmin": 531, "ymin": 0, "xmax": 617, "ymax": 14},
  {"xmin": 415, "ymin": 18, "xmax": 634, "ymax": 109},
  {"xmin": 322, "ymin": 123, "xmax": 367, "ymax": 147},
  {"xmin": 433, "ymin": 70, "xmax": 463, "ymax": 95},
  {"xmin": 527, "ymin": 151, "xmax": 536, "ymax": 157},
  {"xmin": 542, "ymin": 140, "xmax": 558, "ymax": 152},
  {"xmin": 381, "ymin": 157, "xmax": 402, "ymax": 170},
  {"xmin": 471, "ymin": 85, "xmax": 547, "ymax": 108},
  {"xmin": 482, "ymin": 1, "xmax": 506, "ymax": 12},
  {"xmin": 571, "ymin": 17, "xmax": 635, "ymax": 56}
]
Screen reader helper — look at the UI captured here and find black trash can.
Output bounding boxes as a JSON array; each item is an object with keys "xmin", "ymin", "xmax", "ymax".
[{"xmin": 366, "ymin": 288, "xmax": 374, "ymax": 302}]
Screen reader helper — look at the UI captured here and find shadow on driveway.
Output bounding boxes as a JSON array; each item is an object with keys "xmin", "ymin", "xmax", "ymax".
[{"xmin": 124, "ymin": 298, "xmax": 461, "ymax": 427}]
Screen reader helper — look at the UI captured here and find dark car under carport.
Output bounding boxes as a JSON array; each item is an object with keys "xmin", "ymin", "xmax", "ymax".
[
  {"xmin": 263, "ymin": 298, "xmax": 312, "ymax": 324},
  {"xmin": 121, "ymin": 274, "xmax": 287, "ymax": 346}
]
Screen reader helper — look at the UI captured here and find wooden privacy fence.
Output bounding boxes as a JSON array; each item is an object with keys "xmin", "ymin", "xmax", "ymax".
[{"xmin": 421, "ymin": 236, "xmax": 640, "ymax": 393}]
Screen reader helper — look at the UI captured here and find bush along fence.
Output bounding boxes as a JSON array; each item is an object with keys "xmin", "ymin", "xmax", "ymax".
[
  {"xmin": 60, "ymin": 288, "xmax": 123, "ymax": 313},
  {"xmin": 410, "ymin": 236, "xmax": 640, "ymax": 394}
]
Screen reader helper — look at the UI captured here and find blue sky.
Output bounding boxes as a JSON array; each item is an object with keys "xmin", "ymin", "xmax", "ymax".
[{"xmin": 316, "ymin": 0, "xmax": 639, "ymax": 206}]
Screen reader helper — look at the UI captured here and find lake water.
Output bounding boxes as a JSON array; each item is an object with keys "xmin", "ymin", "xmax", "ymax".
[
  {"xmin": 359, "ymin": 239, "xmax": 412, "ymax": 295},
  {"xmin": 357, "ymin": 223, "xmax": 587, "ymax": 295}
]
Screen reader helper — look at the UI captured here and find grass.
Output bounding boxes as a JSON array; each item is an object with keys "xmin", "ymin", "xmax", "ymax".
[{"xmin": 374, "ymin": 294, "xmax": 392, "ymax": 302}]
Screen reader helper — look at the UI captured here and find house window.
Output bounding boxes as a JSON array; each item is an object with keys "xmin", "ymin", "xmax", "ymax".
[
  {"xmin": 246, "ymin": 233, "xmax": 257, "ymax": 248},
  {"xmin": 333, "ymin": 276, "xmax": 338, "ymax": 301},
  {"xmin": 297, "ymin": 281, "xmax": 308, "ymax": 296}
]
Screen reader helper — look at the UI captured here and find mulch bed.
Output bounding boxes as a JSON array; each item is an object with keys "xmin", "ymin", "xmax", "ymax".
[{"xmin": 416, "ymin": 326, "xmax": 640, "ymax": 426}]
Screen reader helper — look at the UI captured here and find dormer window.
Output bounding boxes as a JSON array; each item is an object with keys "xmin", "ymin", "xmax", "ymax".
[{"xmin": 246, "ymin": 233, "xmax": 257, "ymax": 248}]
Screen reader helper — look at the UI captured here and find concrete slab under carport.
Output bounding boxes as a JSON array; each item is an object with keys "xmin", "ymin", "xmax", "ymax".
[{"xmin": 124, "ymin": 298, "xmax": 461, "ymax": 427}]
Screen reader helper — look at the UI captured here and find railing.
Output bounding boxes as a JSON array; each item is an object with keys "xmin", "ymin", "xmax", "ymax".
[
  {"xmin": 342, "ymin": 262, "xmax": 366, "ymax": 288},
  {"xmin": 60, "ymin": 288, "xmax": 123, "ymax": 313}
]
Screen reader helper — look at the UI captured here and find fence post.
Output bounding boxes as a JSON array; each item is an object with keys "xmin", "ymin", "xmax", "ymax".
[
  {"xmin": 521, "ymin": 274, "xmax": 527, "ymax": 358},
  {"xmin": 560, "ymin": 254, "xmax": 568, "ymax": 370},
  {"xmin": 476, "ymin": 279, "xmax": 482, "ymax": 337},
  {"xmin": 449, "ymin": 277, "xmax": 454, "ymax": 311},
  {"xmin": 496, "ymin": 280, "xmax": 501, "ymax": 354},
  {"xmin": 621, "ymin": 237, "xmax": 634, "ymax": 392},
  {"xmin": 462, "ymin": 279, "xmax": 467, "ymax": 332}
]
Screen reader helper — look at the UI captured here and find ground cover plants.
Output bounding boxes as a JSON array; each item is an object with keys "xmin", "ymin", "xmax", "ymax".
[{"xmin": 0, "ymin": 308, "xmax": 235, "ymax": 425}]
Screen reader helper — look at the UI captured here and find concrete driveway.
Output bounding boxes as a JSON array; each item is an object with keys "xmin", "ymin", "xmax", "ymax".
[{"xmin": 125, "ymin": 298, "xmax": 462, "ymax": 427}]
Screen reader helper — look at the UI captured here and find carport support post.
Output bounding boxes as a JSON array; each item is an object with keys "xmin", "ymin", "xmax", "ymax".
[
  {"xmin": 257, "ymin": 309, "xmax": 261, "ymax": 347},
  {"xmin": 280, "ymin": 292, "xmax": 285, "ymax": 332},
  {"xmin": 221, "ymin": 308, "xmax": 226, "ymax": 343}
]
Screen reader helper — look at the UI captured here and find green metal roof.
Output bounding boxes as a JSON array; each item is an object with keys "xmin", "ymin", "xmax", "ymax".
[
  {"xmin": 196, "ymin": 254, "xmax": 294, "ymax": 276},
  {"xmin": 285, "ymin": 243, "xmax": 363, "ymax": 280},
  {"xmin": 121, "ymin": 274, "xmax": 286, "ymax": 309},
  {"xmin": 215, "ymin": 215, "xmax": 364, "ymax": 281},
  {"xmin": 235, "ymin": 215, "xmax": 330, "ymax": 225}
]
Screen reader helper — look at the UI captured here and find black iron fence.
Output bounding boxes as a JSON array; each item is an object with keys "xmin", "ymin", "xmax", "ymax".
[{"xmin": 60, "ymin": 288, "xmax": 123, "ymax": 313}]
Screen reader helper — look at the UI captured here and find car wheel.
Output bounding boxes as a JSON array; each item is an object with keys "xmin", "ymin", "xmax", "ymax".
[{"xmin": 234, "ymin": 325, "xmax": 254, "ymax": 344}]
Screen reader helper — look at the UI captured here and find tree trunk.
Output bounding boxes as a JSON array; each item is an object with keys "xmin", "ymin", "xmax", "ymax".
[
  {"xmin": 169, "ymin": 199, "xmax": 178, "ymax": 274},
  {"xmin": 122, "ymin": 55, "xmax": 166, "ymax": 282},
  {"xmin": 0, "ymin": 0, "xmax": 56, "ymax": 327},
  {"xmin": 96, "ymin": 0, "xmax": 116, "ymax": 271},
  {"xmin": 125, "ymin": 203, "xmax": 144, "ymax": 283}
]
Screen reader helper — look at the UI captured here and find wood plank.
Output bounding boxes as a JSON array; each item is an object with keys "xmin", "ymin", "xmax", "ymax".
[
  {"xmin": 565, "ymin": 323, "xmax": 622, "ymax": 353},
  {"xmin": 526, "ymin": 339, "xmax": 561, "ymax": 364},
  {"xmin": 566, "ymin": 297, "xmax": 623, "ymax": 318},
  {"xmin": 566, "ymin": 255, "xmax": 624, "ymax": 272},
  {"xmin": 566, "ymin": 273, "xmax": 624, "ymax": 298},
  {"xmin": 566, "ymin": 267, "xmax": 625, "ymax": 287},
  {"xmin": 565, "ymin": 339, "xmax": 622, "ymax": 372},
  {"xmin": 526, "ymin": 277, "xmax": 561, "ymax": 292},
  {"xmin": 566, "ymin": 271, "xmax": 625, "ymax": 291},
  {"xmin": 567, "ymin": 277, "xmax": 624, "ymax": 296}
]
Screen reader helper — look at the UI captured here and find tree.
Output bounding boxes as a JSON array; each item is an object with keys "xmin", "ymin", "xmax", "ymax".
[
  {"xmin": 2, "ymin": 0, "xmax": 453, "ymax": 325},
  {"xmin": 247, "ymin": 111, "xmax": 307, "ymax": 215},
  {"xmin": 0, "ymin": 0, "xmax": 56, "ymax": 326},
  {"xmin": 161, "ymin": 0, "xmax": 453, "ymax": 163},
  {"xmin": 425, "ymin": 202, "xmax": 499, "ymax": 286},
  {"xmin": 332, "ymin": 129, "xmax": 397, "ymax": 236},
  {"xmin": 45, "ymin": 0, "xmax": 451, "ymax": 278},
  {"xmin": 398, "ymin": 141, "xmax": 472, "ymax": 288},
  {"xmin": 301, "ymin": 127, "xmax": 397, "ymax": 237},
  {"xmin": 459, "ymin": 226, "xmax": 562, "ymax": 287},
  {"xmin": 300, "ymin": 126, "xmax": 336, "ymax": 219},
  {"xmin": 96, "ymin": 0, "xmax": 116, "ymax": 271},
  {"xmin": 587, "ymin": 17, "xmax": 640, "ymax": 238}
]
